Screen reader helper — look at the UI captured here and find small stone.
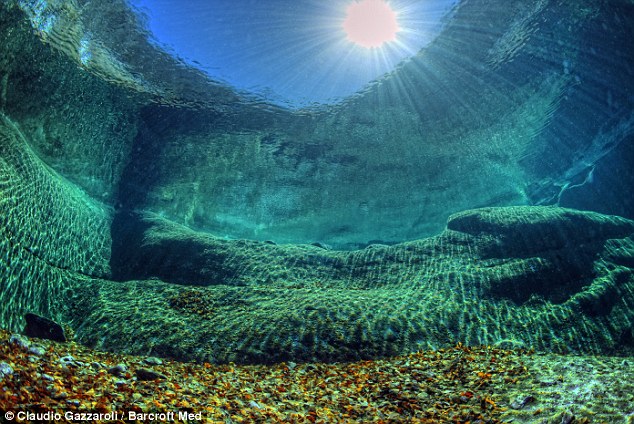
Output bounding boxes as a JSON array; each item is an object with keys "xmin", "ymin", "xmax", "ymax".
[
  {"xmin": 28, "ymin": 345, "xmax": 46, "ymax": 356},
  {"xmin": 58, "ymin": 355, "xmax": 84, "ymax": 369},
  {"xmin": 108, "ymin": 364, "xmax": 128, "ymax": 376},
  {"xmin": 91, "ymin": 362, "xmax": 105, "ymax": 370},
  {"xmin": 287, "ymin": 361, "xmax": 297, "ymax": 370},
  {"xmin": 41, "ymin": 373, "xmax": 54, "ymax": 381},
  {"xmin": 58, "ymin": 355, "xmax": 77, "ymax": 367},
  {"xmin": 143, "ymin": 356, "xmax": 163, "ymax": 366},
  {"xmin": 0, "ymin": 362, "xmax": 14, "ymax": 378},
  {"xmin": 9, "ymin": 334, "xmax": 30, "ymax": 350},
  {"xmin": 249, "ymin": 400, "xmax": 262, "ymax": 409},
  {"xmin": 136, "ymin": 367, "xmax": 167, "ymax": 381},
  {"xmin": 24, "ymin": 313, "xmax": 66, "ymax": 342}
]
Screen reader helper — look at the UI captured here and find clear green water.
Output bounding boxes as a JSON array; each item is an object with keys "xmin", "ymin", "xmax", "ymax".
[{"xmin": 0, "ymin": 0, "xmax": 632, "ymax": 366}]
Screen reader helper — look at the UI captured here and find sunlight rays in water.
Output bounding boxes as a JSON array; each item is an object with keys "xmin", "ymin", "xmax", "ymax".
[{"xmin": 129, "ymin": 0, "xmax": 457, "ymax": 108}]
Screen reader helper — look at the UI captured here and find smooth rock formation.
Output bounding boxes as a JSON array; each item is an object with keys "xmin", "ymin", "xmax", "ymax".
[{"xmin": 71, "ymin": 205, "xmax": 634, "ymax": 363}]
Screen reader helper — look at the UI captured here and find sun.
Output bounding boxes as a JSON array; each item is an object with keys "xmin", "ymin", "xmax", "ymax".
[{"xmin": 343, "ymin": 0, "xmax": 399, "ymax": 48}]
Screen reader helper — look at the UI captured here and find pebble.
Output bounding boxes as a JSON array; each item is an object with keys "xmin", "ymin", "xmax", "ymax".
[
  {"xmin": 9, "ymin": 334, "xmax": 30, "ymax": 350},
  {"xmin": 41, "ymin": 373, "xmax": 54, "ymax": 381},
  {"xmin": 51, "ymin": 390, "xmax": 68, "ymax": 399},
  {"xmin": 136, "ymin": 367, "xmax": 167, "ymax": 381},
  {"xmin": 0, "ymin": 362, "xmax": 14, "ymax": 378},
  {"xmin": 143, "ymin": 356, "xmax": 163, "ymax": 366},
  {"xmin": 59, "ymin": 355, "xmax": 75, "ymax": 363},
  {"xmin": 108, "ymin": 363, "xmax": 128, "ymax": 376},
  {"xmin": 28, "ymin": 345, "xmax": 46, "ymax": 356},
  {"xmin": 58, "ymin": 355, "xmax": 78, "ymax": 367}
]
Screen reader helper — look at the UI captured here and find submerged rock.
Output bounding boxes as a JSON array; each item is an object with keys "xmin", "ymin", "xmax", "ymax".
[
  {"xmin": 67, "ymin": 205, "xmax": 634, "ymax": 364},
  {"xmin": 108, "ymin": 364, "xmax": 128, "ymax": 377},
  {"xmin": 135, "ymin": 368, "xmax": 167, "ymax": 381},
  {"xmin": 23, "ymin": 313, "xmax": 66, "ymax": 343}
]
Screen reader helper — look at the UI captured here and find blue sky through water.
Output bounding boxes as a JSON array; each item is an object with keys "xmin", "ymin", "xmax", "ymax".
[{"xmin": 129, "ymin": 0, "xmax": 458, "ymax": 107}]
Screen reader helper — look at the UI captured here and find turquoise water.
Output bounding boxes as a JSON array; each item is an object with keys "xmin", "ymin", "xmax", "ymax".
[{"xmin": 0, "ymin": 0, "xmax": 633, "ymax": 368}]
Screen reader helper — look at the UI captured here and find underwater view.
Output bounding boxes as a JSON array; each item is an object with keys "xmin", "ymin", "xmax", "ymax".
[{"xmin": 1, "ymin": 0, "xmax": 633, "ymax": 421}]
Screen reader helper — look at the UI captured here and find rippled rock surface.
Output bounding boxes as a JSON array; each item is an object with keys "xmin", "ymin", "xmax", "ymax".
[{"xmin": 0, "ymin": 0, "xmax": 633, "ymax": 364}]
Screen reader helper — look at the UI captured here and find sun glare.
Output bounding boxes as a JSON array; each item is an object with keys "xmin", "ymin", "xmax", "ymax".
[{"xmin": 343, "ymin": 0, "xmax": 399, "ymax": 48}]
